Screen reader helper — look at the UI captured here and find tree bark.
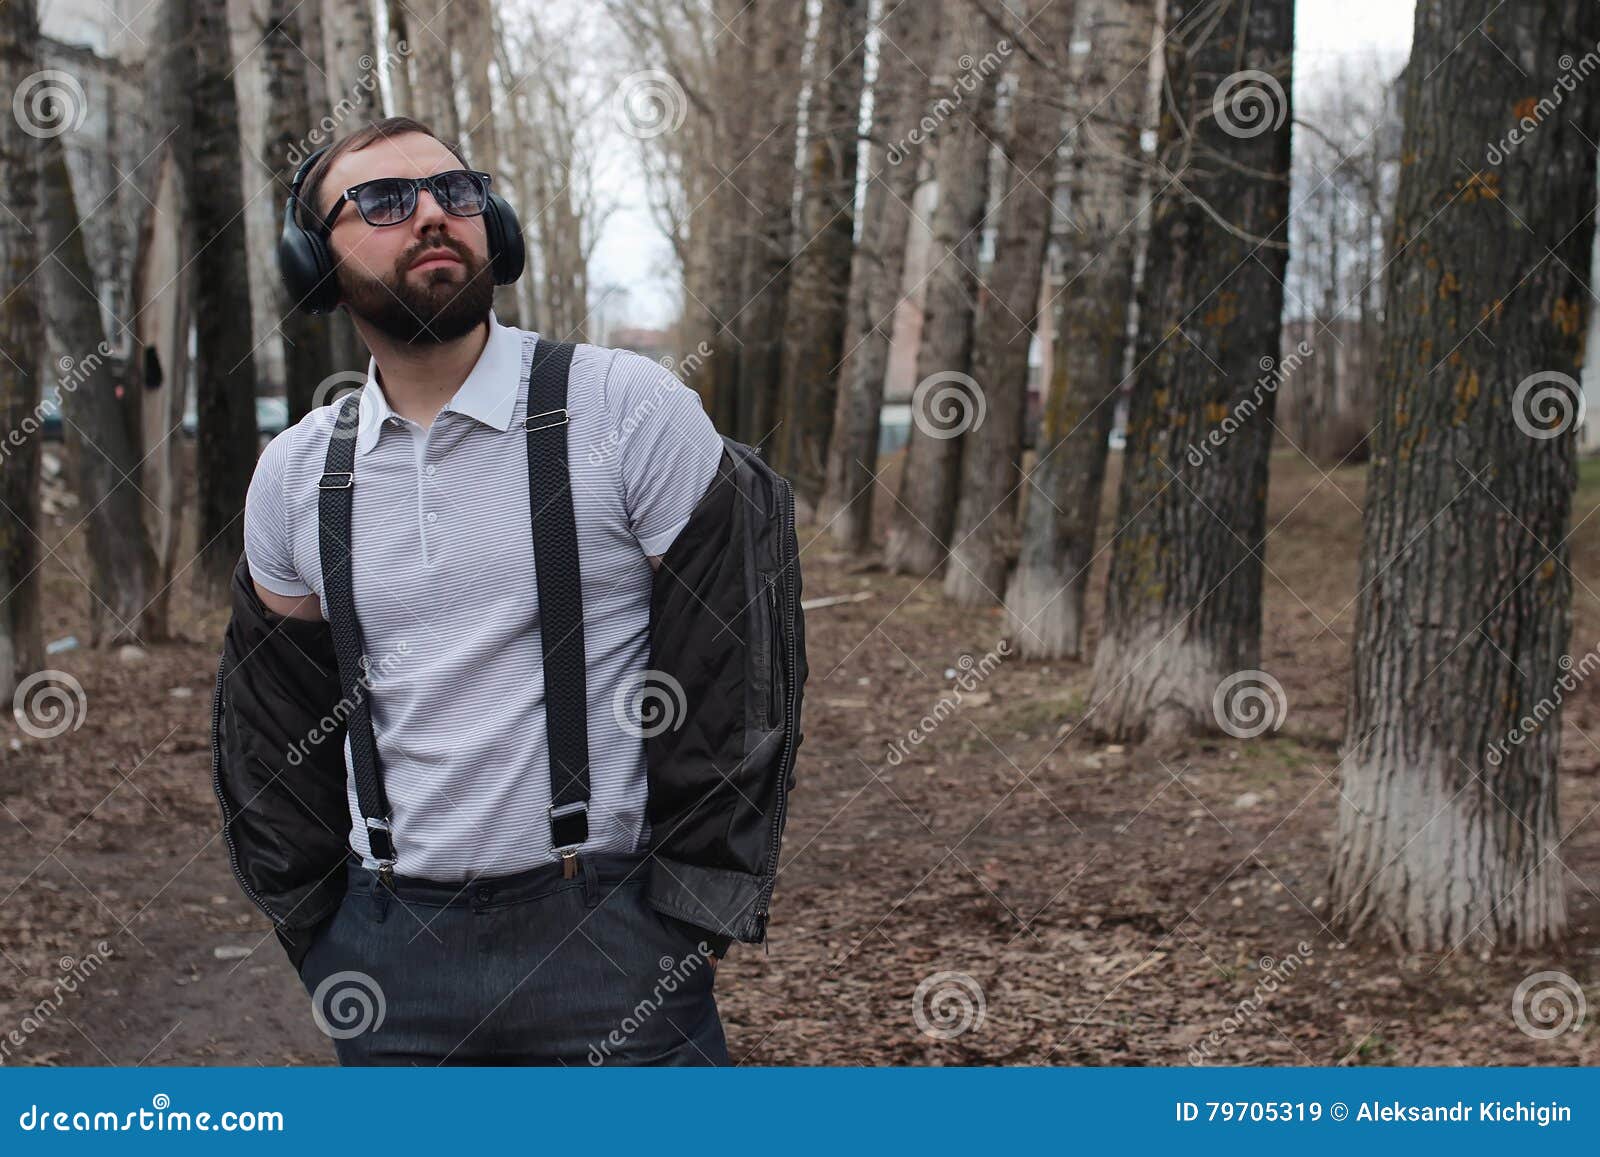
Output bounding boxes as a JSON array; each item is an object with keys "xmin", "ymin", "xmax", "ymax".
[
  {"xmin": 942, "ymin": 0, "xmax": 1067, "ymax": 605},
  {"xmin": 885, "ymin": 0, "xmax": 1001, "ymax": 576},
  {"xmin": 409, "ymin": 0, "xmax": 460, "ymax": 140},
  {"xmin": 320, "ymin": 0, "xmax": 382, "ymax": 130},
  {"xmin": 385, "ymin": 0, "xmax": 415, "ymax": 116},
  {"xmin": 1331, "ymin": 0, "xmax": 1600, "ymax": 951},
  {"xmin": 266, "ymin": 0, "xmax": 337, "ymax": 426},
  {"xmin": 732, "ymin": 0, "xmax": 805, "ymax": 450},
  {"xmin": 37, "ymin": 130, "xmax": 162, "ymax": 646},
  {"xmin": 1087, "ymin": 0, "xmax": 1293, "ymax": 737},
  {"xmin": 818, "ymin": 0, "xmax": 941, "ymax": 550},
  {"xmin": 0, "ymin": 0, "xmax": 46, "ymax": 696},
  {"xmin": 1003, "ymin": 0, "xmax": 1158, "ymax": 655},
  {"xmin": 174, "ymin": 0, "xmax": 262, "ymax": 601},
  {"xmin": 775, "ymin": 0, "xmax": 865, "ymax": 510}
]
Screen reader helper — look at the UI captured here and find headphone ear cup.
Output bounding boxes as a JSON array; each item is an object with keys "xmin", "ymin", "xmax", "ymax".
[
  {"xmin": 277, "ymin": 200, "xmax": 340, "ymax": 315},
  {"xmin": 484, "ymin": 192, "xmax": 525, "ymax": 286}
]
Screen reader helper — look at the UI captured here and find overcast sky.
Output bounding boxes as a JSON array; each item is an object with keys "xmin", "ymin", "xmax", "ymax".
[{"xmin": 588, "ymin": 0, "xmax": 1420, "ymax": 333}]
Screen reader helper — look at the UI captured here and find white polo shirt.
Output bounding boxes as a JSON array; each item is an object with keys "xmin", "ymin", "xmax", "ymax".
[{"xmin": 242, "ymin": 313, "xmax": 724, "ymax": 882}]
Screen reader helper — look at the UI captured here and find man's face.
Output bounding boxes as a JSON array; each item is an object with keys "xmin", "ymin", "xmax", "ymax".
[{"xmin": 316, "ymin": 133, "xmax": 495, "ymax": 344}]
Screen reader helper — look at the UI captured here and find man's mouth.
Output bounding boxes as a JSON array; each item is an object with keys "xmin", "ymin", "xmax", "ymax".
[{"xmin": 408, "ymin": 250, "xmax": 462, "ymax": 272}]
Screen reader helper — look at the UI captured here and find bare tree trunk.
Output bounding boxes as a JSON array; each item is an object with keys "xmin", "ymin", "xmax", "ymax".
[
  {"xmin": 0, "ymin": 0, "xmax": 46, "ymax": 696},
  {"xmin": 943, "ymin": 1, "xmax": 1067, "ymax": 605},
  {"xmin": 885, "ymin": 0, "xmax": 1000, "ymax": 575},
  {"xmin": 1087, "ymin": 0, "xmax": 1293, "ymax": 738},
  {"xmin": 266, "ymin": 0, "xmax": 337, "ymax": 425},
  {"xmin": 37, "ymin": 131, "xmax": 161, "ymax": 646},
  {"xmin": 409, "ymin": 0, "xmax": 460, "ymax": 139},
  {"xmin": 301, "ymin": 0, "xmax": 367, "ymax": 381},
  {"xmin": 732, "ymin": 0, "xmax": 805, "ymax": 449},
  {"xmin": 132, "ymin": 146, "xmax": 190, "ymax": 646},
  {"xmin": 174, "ymin": 0, "xmax": 261, "ymax": 600},
  {"xmin": 776, "ymin": 0, "xmax": 865, "ymax": 507},
  {"xmin": 1003, "ymin": 0, "xmax": 1157, "ymax": 655},
  {"xmin": 818, "ymin": 1, "xmax": 941, "ymax": 549},
  {"xmin": 706, "ymin": 0, "xmax": 754, "ymax": 434},
  {"xmin": 321, "ymin": 0, "xmax": 382, "ymax": 129},
  {"xmin": 386, "ymin": 0, "xmax": 415, "ymax": 116},
  {"xmin": 1331, "ymin": 0, "xmax": 1600, "ymax": 952}
]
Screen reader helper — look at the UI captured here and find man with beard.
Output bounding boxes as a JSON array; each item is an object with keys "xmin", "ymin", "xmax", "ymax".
[{"xmin": 242, "ymin": 118, "xmax": 731, "ymax": 1064}]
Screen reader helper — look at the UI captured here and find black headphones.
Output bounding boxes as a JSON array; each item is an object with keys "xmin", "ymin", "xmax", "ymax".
[{"xmin": 277, "ymin": 144, "xmax": 526, "ymax": 316}]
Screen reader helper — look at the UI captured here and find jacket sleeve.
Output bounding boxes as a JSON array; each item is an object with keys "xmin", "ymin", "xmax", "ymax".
[{"xmin": 214, "ymin": 552, "xmax": 352, "ymax": 963}]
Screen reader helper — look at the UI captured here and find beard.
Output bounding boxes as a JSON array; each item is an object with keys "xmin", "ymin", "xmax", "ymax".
[{"xmin": 335, "ymin": 235, "xmax": 495, "ymax": 344}]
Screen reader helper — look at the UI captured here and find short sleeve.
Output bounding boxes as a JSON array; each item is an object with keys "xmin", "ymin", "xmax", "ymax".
[
  {"xmin": 603, "ymin": 350, "xmax": 724, "ymax": 557},
  {"xmin": 244, "ymin": 428, "xmax": 312, "ymax": 597}
]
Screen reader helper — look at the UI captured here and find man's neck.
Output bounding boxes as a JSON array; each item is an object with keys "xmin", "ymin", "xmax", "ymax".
[{"xmin": 349, "ymin": 312, "xmax": 491, "ymax": 430}]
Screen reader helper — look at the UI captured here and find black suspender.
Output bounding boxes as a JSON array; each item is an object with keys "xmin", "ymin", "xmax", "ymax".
[
  {"xmin": 318, "ymin": 397, "xmax": 394, "ymax": 884},
  {"xmin": 316, "ymin": 333, "xmax": 590, "ymax": 884},
  {"xmin": 523, "ymin": 339, "xmax": 591, "ymax": 875}
]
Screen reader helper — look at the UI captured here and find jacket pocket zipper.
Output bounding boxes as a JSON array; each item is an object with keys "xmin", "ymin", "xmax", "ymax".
[{"xmin": 765, "ymin": 577, "xmax": 782, "ymax": 725}]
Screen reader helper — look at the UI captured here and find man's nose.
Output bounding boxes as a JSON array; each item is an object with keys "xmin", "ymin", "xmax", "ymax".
[{"xmin": 410, "ymin": 184, "xmax": 452, "ymax": 230}]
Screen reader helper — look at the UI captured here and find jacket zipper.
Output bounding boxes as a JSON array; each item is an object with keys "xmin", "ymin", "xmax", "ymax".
[
  {"xmin": 765, "ymin": 578, "xmax": 782, "ymax": 724},
  {"xmin": 753, "ymin": 472, "xmax": 797, "ymax": 937},
  {"xmin": 211, "ymin": 653, "xmax": 287, "ymax": 926}
]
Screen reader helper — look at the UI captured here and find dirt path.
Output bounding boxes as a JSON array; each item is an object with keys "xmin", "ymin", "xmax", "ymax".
[{"xmin": 3, "ymin": 452, "xmax": 1598, "ymax": 1066}]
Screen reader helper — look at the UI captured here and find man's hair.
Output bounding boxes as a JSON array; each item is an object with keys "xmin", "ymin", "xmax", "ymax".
[{"xmin": 297, "ymin": 117, "xmax": 471, "ymax": 231}]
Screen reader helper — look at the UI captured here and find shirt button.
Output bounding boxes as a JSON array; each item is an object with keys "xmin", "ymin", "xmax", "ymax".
[
  {"xmin": 426, "ymin": 511, "xmax": 437, "ymax": 524},
  {"xmin": 425, "ymin": 465, "xmax": 437, "ymax": 478}
]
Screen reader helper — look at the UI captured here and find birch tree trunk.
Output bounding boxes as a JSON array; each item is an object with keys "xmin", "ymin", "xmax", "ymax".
[
  {"xmin": 1331, "ymin": 0, "xmax": 1600, "ymax": 951},
  {"xmin": 943, "ymin": 1, "xmax": 1068, "ymax": 605},
  {"xmin": 818, "ymin": 1, "xmax": 941, "ymax": 549},
  {"xmin": 1086, "ymin": 0, "xmax": 1293, "ymax": 737},
  {"xmin": 386, "ymin": 0, "xmax": 415, "ymax": 116},
  {"xmin": 0, "ymin": 0, "xmax": 46, "ymax": 697},
  {"xmin": 1003, "ymin": 0, "xmax": 1157, "ymax": 655},
  {"xmin": 776, "ymin": 0, "xmax": 865, "ymax": 509},
  {"xmin": 321, "ymin": 0, "xmax": 382, "ymax": 129},
  {"xmin": 409, "ymin": 0, "xmax": 460, "ymax": 139},
  {"xmin": 885, "ymin": 0, "xmax": 1000, "ymax": 576}
]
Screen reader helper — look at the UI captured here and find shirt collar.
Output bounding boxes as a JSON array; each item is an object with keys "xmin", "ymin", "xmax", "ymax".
[{"xmin": 355, "ymin": 311, "xmax": 523, "ymax": 456}]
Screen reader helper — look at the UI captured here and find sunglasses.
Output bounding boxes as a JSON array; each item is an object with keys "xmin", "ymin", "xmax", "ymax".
[{"xmin": 319, "ymin": 169, "xmax": 492, "ymax": 232}]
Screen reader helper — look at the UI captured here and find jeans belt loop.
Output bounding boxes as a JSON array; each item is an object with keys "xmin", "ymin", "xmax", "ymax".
[{"xmin": 580, "ymin": 854, "xmax": 600, "ymax": 909}]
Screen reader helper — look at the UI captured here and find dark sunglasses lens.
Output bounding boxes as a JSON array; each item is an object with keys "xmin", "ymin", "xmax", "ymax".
[
  {"xmin": 434, "ymin": 171, "xmax": 487, "ymax": 216},
  {"xmin": 356, "ymin": 179, "xmax": 415, "ymax": 225}
]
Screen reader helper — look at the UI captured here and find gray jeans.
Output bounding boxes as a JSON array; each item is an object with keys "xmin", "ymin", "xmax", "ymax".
[{"xmin": 295, "ymin": 852, "xmax": 729, "ymax": 1066}]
